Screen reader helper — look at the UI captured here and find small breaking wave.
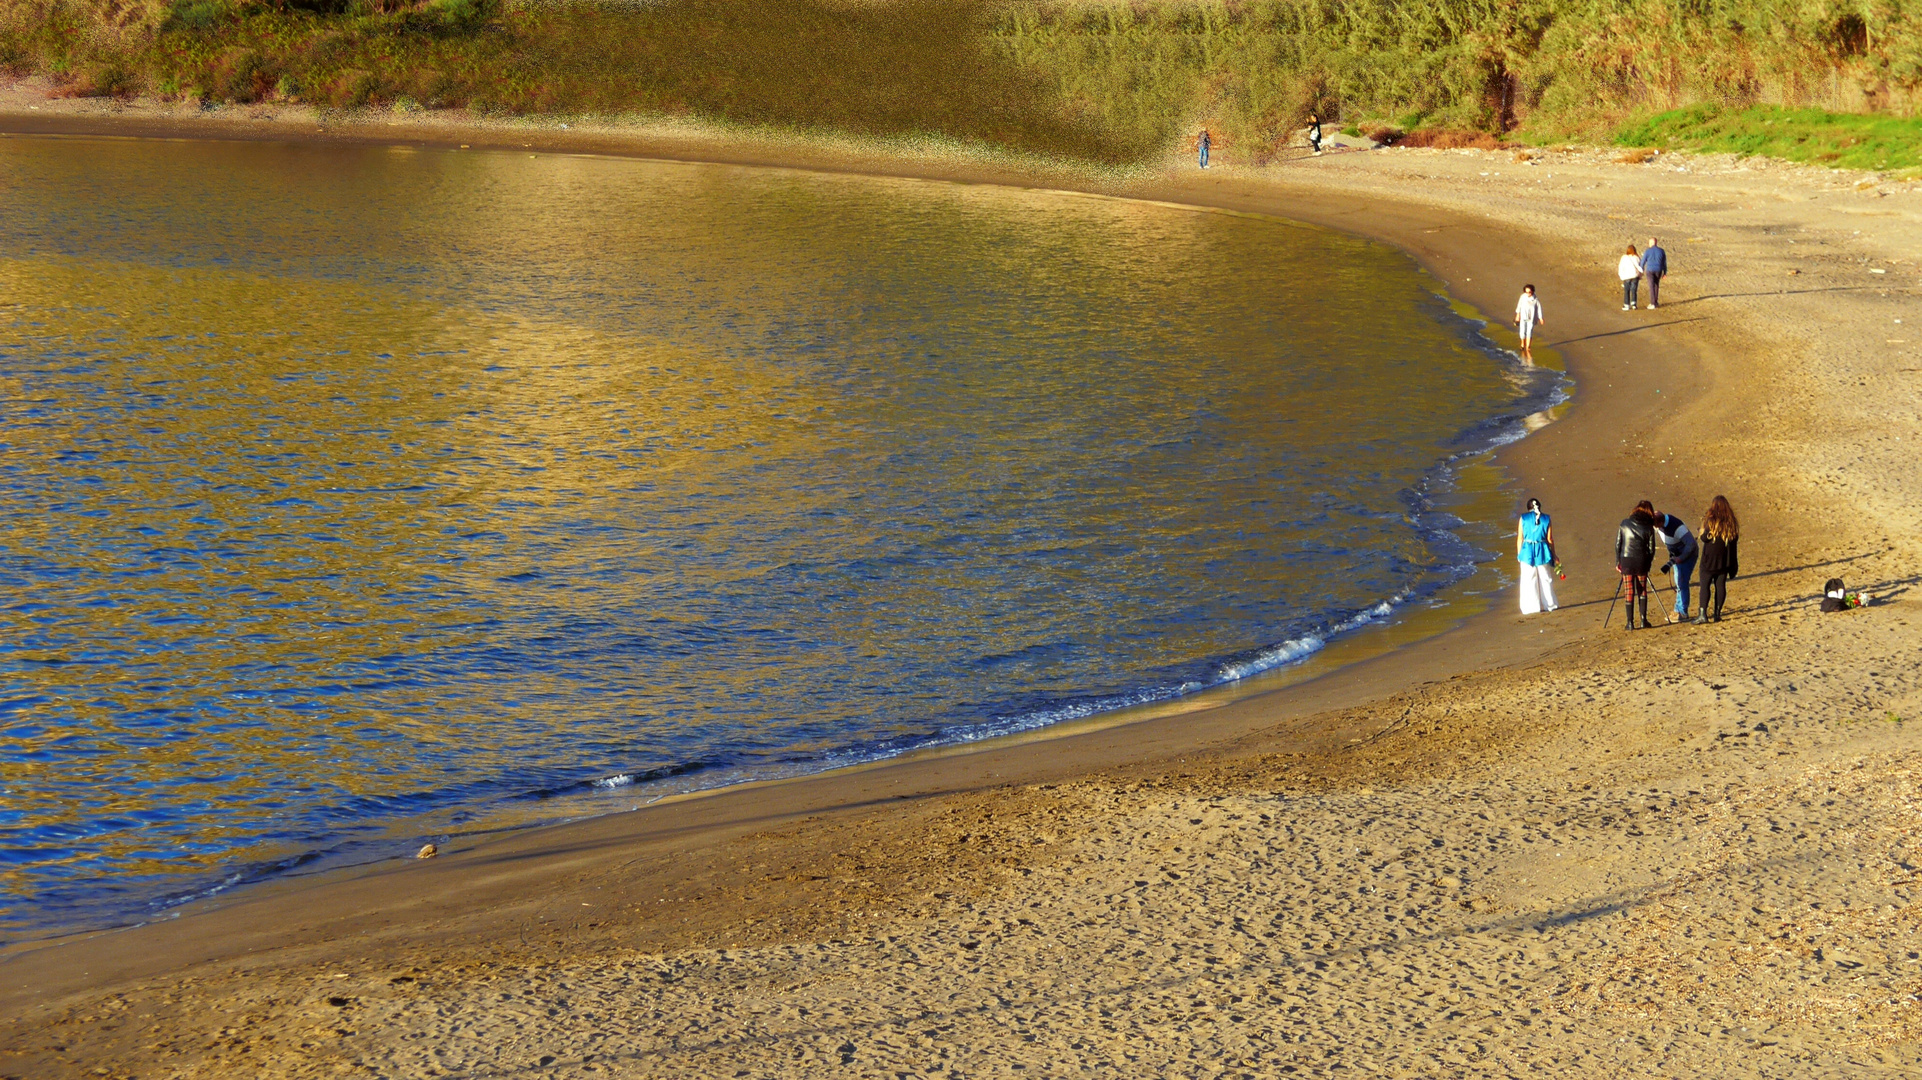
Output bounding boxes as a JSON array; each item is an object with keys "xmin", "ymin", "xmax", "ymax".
[{"xmin": 1213, "ymin": 595, "xmax": 1403, "ymax": 683}]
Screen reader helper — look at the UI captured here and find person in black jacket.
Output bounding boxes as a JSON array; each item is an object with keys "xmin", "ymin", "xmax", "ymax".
[
  {"xmin": 1616, "ymin": 501, "xmax": 1659, "ymax": 629},
  {"xmin": 1693, "ymin": 495, "xmax": 1740, "ymax": 623}
]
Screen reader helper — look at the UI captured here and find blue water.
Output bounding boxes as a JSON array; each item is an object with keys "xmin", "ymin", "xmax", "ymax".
[{"xmin": 0, "ymin": 136, "xmax": 1559, "ymax": 938}]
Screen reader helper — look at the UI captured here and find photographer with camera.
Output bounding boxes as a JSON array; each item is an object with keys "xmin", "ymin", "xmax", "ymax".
[{"xmin": 1649, "ymin": 502, "xmax": 1700, "ymax": 625}]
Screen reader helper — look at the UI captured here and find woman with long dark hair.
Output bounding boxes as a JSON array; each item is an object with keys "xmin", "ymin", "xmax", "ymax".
[
  {"xmin": 1516, "ymin": 497, "xmax": 1558, "ymax": 614},
  {"xmin": 1693, "ymin": 496, "xmax": 1740, "ymax": 623}
]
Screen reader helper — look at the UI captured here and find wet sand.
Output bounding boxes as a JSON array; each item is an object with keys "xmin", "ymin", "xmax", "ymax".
[{"xmin": 4, "ymin": 89, "xmax": 1921, "ymax": 1077}]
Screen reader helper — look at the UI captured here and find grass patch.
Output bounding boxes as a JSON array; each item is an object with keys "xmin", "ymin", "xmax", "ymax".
[{"xmin": 1616, "ymin": 105, "xmax": 1922, "ymax": 172}]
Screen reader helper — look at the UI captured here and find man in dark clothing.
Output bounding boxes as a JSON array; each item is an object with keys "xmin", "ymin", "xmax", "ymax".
[
  {"xmin": 1616, "ymin": 502, "xmax": 1659, "ymax": 629},
  {"xmin": 1640, "ymin": 237, "xmax": 1668, "ymax": 309}
]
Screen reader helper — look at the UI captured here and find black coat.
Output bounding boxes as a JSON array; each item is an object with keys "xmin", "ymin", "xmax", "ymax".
[
  {"xmin": 1616, "ymin": 515, "xmax": 1657, "ymax": 574},
  {"xmin": 1698, "ymin": 534, "xmax": 1739, "ymax": 578}
]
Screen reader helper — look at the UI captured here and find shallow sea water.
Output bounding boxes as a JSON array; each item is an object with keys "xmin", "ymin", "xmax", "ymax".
[{"xmin": 0, "ymin": 137, "xmax": 1559, "ymax": 937}]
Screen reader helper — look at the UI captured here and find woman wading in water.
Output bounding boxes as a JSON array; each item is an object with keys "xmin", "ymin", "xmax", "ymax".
[
  {"xmin": 1517, "ymin": 497, "xmax": 1559, "ymax": 614},
  {"xmin": 1513, "ymin": 284, "xmax": 1544, "ymax": 360},
  {"xmin": 1693, "ymin": 495, "xmax": 1740, "ymax": 623}
]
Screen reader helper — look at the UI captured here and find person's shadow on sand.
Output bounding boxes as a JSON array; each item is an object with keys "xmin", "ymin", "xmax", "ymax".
[
  {"xmin": 1545, "ymin": 316, "xmax": 1709, "ymax": 349},
  {"xmin": 1665, "ymin": 284, "xmax": 1888, "ymax": 306}
]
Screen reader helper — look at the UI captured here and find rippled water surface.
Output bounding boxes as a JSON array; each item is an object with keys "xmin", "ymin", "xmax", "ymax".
[{"xmin": 0, "ymin": 137, "xmax": 1555, "ymax": 936}]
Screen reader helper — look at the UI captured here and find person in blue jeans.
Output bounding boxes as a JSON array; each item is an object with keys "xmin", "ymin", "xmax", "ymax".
[
  {"xmin": 1640, "ymin": 236, "xmax": 1668, "ymax": 308},
  {"xmin": 1199, "ymin": 129, "xmax": 1211, "ymax": 169},
  {"xmin": 1650, "ymin": 503, "xmax": 1699, "ymax": 623}
]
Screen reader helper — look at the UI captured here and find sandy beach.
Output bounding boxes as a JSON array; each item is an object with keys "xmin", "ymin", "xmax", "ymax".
[{"xmin": 3, "ymin": 88, "xmax": 1921, "ymax": 1078}]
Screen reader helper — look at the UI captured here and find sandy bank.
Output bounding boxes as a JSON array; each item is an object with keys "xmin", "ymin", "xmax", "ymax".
[{"xmin": 4, "ymin": 90, "xmax": 1922, "ymax": 1078}]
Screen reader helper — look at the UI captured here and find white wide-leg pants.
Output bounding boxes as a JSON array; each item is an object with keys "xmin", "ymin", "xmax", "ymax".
[{"xmin": 1519, "ymin": 563, "xmax": 1558, "ymax": 614}]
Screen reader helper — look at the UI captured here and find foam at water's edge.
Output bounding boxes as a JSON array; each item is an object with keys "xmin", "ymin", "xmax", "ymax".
[{"xmin": 1213, "ymin": 597, "xmax": 1399, "ymax": 684}]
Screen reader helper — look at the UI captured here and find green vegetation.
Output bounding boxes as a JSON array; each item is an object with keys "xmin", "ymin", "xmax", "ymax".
[
  {"xmin": 0, "ymin": 1, "xmax": 1122, "ymax": 160},
  {"xmin": 3, "ymin": 1, "xmax": 1920, "ymax": 167},
  {"xmin": 987, "ymin": 1, "xmax": 1922, "ymax": 161},
  {"xmin": 1615, "ymin": 104, "xmax": 1922, "ymax": 171}
]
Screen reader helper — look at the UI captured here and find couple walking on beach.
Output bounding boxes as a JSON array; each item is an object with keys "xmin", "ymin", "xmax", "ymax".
[
  {"xmin": 1614, "ymin": 496, "xmax": 1741, "ymax": 628},
  {"xmin": 1617, "ymin": 237, "xmax": 1668, "ymax": 310},
  {"xmin": 1514, "ymin": 236, "xmax": 1670, "ymax": 357}
]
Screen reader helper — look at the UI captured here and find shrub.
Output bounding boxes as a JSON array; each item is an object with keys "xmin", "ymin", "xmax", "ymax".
[
  {"xmin": 52, "ymin": 60, "xmax": 135, "ymax": 96},
  {"xmin": 328, "ymin": 67, "xmax": 380, "ymax": 108},
  {"xmin": 213, "ymin": 47, "xmax": 273, "ymax": 102},
  {"xmin": 167, "ymin": 0, "xmax": 234, "ymax": 31},
  {"xmin": 1394, "ymin": 129, "xmax": 1507, "ymax": 150},
  {"xmin": 423, "ymin": 0, "xmax": 489, "ymax": 31},
  {"xmin": 86, "ymin": 0, "xmax": 172, "ymax": 33}
]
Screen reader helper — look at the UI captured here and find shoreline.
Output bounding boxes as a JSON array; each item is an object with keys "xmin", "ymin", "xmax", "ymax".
[
  {"xmin": 0, "ymin": 99, "xmax": 1629, "ymax": 970},
  {"xmin": 6, "ymin": 95, "xmax": 1921, "ymax": 1076},
  {"xmin": 0, "ymin": 106, "xmax": 1589, "ymax": 950}
]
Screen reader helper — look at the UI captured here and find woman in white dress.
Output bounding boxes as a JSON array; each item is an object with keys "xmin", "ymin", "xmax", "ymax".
[
  {"xmin": 1517, "ymin": 497, "xmax": 1559, "ymax": 614},
  {"xmin": 1512, "ymin": 284, "xmax": 1543, "ymax": 360},
  {"xmin": 1618, "ymin": 244, "xmax": 1642, "ymax": 310}
]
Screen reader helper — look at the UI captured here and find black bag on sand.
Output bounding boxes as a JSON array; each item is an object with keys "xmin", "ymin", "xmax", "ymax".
[{"xmin": 1820, "ymin": 577, "xmax": 1850, "ymax": 613}]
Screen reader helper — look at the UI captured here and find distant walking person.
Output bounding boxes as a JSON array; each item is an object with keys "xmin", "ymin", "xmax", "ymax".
[
  {"xmin": 1307, "ymin": 114, "xmax": 1323, "ymax": 156},
  {"xmin": 1616, "ymin": 501, "xmax": 1658, "ymax": 629},
  {"xmin": 1516, "ymin": 497, "xmax": 1559, "ymax": 614},
  {"xmin": 1199, "ymin": 129, "xmax": 1211, "ymax": 169},
  {"xmin": 1693, "ymin": 495, "xmax": 1740, "ymax": 623},
  {"xmin": 1513, "ymin": 284, "xmax": 1544, "ymax": 360},
  {"xmin": 1640, "ymin": 236, "xmax": 1668, "ymax": 309},
  {"xmin": 1651, "ymin": 503, "xmax": 1700, "ymax": 623},
  {"xmin": 1618, "ymin": 244, "xmax": 1642, "ymax": 310}
]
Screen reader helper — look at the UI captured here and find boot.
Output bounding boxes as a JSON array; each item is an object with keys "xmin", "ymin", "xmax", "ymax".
[
  {"xmin": 1637, "ymin": 595, "xmax": 1649, "ymax": 629},
  {"xmin": 1692, "ymin": 611, "xmax": 1708, "ymax": 625}
]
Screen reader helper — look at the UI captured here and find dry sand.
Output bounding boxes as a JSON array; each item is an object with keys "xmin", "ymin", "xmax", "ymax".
[{"xmin": 3, "ymin": 89, "xmax": 1921, "ymax": 1078}]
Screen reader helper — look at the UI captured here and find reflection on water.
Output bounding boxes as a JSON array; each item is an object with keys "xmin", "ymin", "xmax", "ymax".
[{"xmin": 0, "ymin": 137, "xmax": 1558, "ymax": 937}]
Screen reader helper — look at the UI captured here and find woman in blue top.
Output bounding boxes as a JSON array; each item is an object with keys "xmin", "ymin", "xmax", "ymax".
[{"xmin": 1517, "ymin": 497, "xmax": 1559, "ymax": 614}]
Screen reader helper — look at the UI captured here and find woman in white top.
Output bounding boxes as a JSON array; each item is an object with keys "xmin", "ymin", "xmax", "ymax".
[
  {"xmin": 1617, "ymin": 244, "xmax": 1642, "ymax": 310},
  {"xmin": 1512, "ymin": 284, "xmax": 1543, "ymax": 359}
]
